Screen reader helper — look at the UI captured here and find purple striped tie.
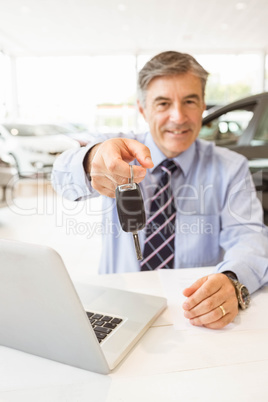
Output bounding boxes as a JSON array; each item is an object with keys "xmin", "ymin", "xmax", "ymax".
[{"xmin": 141, "ymin": 159, "xmax": 177, "ymax": 271}]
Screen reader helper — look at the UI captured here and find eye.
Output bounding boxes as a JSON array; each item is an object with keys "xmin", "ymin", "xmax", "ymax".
[
  {"xmin": 186, "ymin": 99, "xmax": 195, "ymax": 104},
  {"xmin": 185, "ymin": 98, "xmax": 200, "ymax": 107},
  {"xmin": 156, "ymin": 102, "xmax": 169, "ymax": 111}
]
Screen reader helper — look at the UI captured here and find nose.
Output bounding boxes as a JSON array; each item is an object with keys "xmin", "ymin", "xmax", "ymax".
[{"xmin": 170, "ymin": 104, "xmax": 187, "ymax": 124}]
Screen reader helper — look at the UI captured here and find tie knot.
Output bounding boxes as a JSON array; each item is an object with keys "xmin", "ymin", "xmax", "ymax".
[{"xmin": 160, "ymin": 159, "xmax": 177, "ymax": 175}]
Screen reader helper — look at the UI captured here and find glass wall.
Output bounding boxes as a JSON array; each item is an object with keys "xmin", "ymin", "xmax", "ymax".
[
  {"xmin": 15, "ymin": 55, "xmax": 137, "ymax": 133},
  {"xmin": 1, "ymin": 52, "xmax": 266, "ymax": 134},
  {"xmin": 0, "ymin": 52, "xmax": 12, "ymax": 120},
  {"xmin": 198, "ymin": 54, "xmax": 265, "ymax": 106}
]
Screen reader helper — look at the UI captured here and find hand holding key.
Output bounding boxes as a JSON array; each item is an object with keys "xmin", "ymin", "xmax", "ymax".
[
  {"xmin": 84, "ymin": 138, "xmax": 153, "ymax": 198},
  {"xmin": 116, "ymin": 165, "xmax": 146, "ymax": 260}
]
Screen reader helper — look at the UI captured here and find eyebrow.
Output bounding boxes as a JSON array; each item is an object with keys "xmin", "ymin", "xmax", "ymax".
[
  {"xmin": 153, "ymin": 96, "xmax": 170, "ymax": 104},
  {"xmin": 184, "ymin": 94, "xmax": 201, "ymax": 101},
  {"xmin": 153, "ymin": 93, "xmax": 201, "ymax": 104}
]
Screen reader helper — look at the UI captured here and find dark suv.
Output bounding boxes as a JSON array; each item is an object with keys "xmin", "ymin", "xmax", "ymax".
[{"xmin": 200, "ymin": 93, "xmax": 268, "ymax": 224}]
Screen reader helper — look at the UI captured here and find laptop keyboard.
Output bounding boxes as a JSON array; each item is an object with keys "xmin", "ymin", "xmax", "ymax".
[{"xmin": 86, "ymin": 311, "xmax": 123, "ymax": 343}]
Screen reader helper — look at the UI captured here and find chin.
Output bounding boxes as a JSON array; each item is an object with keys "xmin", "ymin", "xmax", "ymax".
[{"xmin": 163, "ymin": 142, "xmax": 191, "ymax": 158}]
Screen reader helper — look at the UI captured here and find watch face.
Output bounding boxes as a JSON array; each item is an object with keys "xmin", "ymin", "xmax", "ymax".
[
  {"xmin": 228, "ymin": 278, "xmax": 251, "ymax": 309},
  {"xmin": 241, "ymin": 285, "xmax": 250, "ymax": 307},
  {"xmin": 240, "ymin": 285, "xmax": 250, "ymax": 309}
]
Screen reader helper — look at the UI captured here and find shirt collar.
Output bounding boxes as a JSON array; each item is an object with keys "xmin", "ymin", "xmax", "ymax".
[{"xmin": 144, "ymin": 132, "xmax": 196, "ymax": 177}]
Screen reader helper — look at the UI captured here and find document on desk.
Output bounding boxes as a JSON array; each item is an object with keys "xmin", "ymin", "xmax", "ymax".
[
  {"xmin": 158, "ymin": 268, "xmax": 210, "ymax": 331},
  {"xmin": 158, "ymin": 268, "xmax": 268, "ymax": 332}
]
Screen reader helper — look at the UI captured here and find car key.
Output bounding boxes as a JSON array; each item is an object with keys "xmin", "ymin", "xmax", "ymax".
[{"xmin": 115, "ymin": 165, "xmax": 145, "ymax": 260}]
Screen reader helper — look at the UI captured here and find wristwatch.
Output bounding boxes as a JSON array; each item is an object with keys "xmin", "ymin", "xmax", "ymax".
[{"xmin": 223, "ymin": 271, "xmax": 251, "ymax": 310}]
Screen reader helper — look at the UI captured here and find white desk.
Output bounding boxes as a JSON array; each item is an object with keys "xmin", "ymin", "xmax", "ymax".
[{"xmin": 1, "ymin": 268, "xmax": 268, "ymax": 402}]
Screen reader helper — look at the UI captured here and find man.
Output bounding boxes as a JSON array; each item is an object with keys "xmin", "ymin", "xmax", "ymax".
[{"xmin": 52, "ymin": 51, "xmax": 268, "ymax": 329}]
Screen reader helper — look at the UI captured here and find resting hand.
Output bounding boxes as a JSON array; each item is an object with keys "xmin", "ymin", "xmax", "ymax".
[
  {"xmin": 182, "ymin": 273, "xmax": 238, "ymax": 329},
  {"xmin": 84, "ymin": 138, "xmax": 154, "ymax": 198}
]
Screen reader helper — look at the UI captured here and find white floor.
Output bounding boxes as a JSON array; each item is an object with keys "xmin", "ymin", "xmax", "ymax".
[{"xmin": 0, "ymin": 179, "xmax": 103, "ymax": 281}]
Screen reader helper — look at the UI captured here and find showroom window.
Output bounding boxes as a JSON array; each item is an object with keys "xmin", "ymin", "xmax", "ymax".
[
  {"xmin": 197, "ymin": 54, "xmax": 264, "ymax": 106},
  {"xmin": 6, "ymin": 52, "xmax": 268, "ymax": 134},
  {"xmin": 16, "ymin": 55, "xmax": 137, "ymax": 133},
  {"xmin": 0, "ymin": 52, "xmax": 12, "ymax": 120}
]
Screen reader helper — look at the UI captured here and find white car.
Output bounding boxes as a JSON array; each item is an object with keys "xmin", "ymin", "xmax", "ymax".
[
  {"xmin": 0, "ymin": 123, "xmax": 80, "ymax": 177},
  {"xmin": 0, "ymin": 151, "xmax": 18, "ymax": 208}
]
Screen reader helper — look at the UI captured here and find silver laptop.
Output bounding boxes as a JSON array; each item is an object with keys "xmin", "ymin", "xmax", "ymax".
[{"xmin": 0, "ymin": 239, "xmax": 166, "ymax": 374}]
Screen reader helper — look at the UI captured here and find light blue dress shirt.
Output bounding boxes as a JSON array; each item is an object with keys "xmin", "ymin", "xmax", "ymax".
[{"xmin": 52, "ymin": 132, "xmax": 268, "ymax": 294}]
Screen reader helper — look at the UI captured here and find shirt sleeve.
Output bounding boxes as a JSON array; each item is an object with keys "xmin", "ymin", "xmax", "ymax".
[
  {"xmin": 51, "ymin": 142, "xmax": 99, "ymax": 201},
  {"xmin": 214, "ymin": 157, "xmax": 268, "ymax": 294}
]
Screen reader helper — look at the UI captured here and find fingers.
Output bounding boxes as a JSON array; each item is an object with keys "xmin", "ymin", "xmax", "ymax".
[
  {"xmin": 182, "ymin": 276, "xmax": 208, "ymax": 297},
  {"xmin": 184, "ymin": 295, "xmax": 238, "ymax": 329},
  {"xmin": 183, "ymin": 275, "xmax": 222, "ymax": 309},
  {"xmin": 122, "ymin": 138, "xmax": 154, "ymax": 169},
  {"xmin": 90, "ymin": 174, "xmax": 117, "ymax": 198},
  {"xmin": 203, "ymin": 302, "xmax": 238, "ymax": 330},
  {"xmin": 96, "ymin": 138, "xmax": 153, "ymax": 176},
  {"xmin": 182, "ymin": 273, "xmax": 239, "ymax": 329},
  {"xmin": 89, "ymin": 138, "xmax": 154, "ymax": 198}
]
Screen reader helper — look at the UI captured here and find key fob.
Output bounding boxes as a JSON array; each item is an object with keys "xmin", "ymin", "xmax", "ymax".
[{"xmin": 116, "ymin": 182, "xmax": 146, "ymax": 233}]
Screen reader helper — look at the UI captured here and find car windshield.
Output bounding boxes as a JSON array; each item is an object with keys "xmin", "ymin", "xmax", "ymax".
[
  {"xmin": 3, "ymin": 124, "xmax": 73, "ymax": 137},
  {"xmin": 200, "ymin": 109, "xmax": 254, "ymax": 146},
  {"xmin": 252, "ymin": 109, "xmax": 268, "ymax": 144}
]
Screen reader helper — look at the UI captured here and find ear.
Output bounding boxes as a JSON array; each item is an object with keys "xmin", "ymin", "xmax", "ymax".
[{"xmin": 137, "ymin": 100, "xmax": 147, "ymax": 122}]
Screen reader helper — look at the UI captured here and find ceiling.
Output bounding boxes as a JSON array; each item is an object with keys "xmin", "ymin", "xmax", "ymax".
[{"xmin": 0, "ymin": 0, "xmax": 268, "ymax": 57}]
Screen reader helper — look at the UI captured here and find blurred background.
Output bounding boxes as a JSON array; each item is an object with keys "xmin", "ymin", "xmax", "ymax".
[
  {"xmin": 0, "ymin": 0, "xmax": 267, "ymax": 130},
  {"xmin": 0, "ymin": 0, "xmax": 267, "ymax": 278}
]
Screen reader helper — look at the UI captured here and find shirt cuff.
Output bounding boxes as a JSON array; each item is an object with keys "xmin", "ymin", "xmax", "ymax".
[{"xmin": 215, "ymin": 260, "xmax": 260, "ymax": 294}]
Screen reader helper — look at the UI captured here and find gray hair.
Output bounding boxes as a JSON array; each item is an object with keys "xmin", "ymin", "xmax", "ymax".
[{"xmin": 138, "ymin": 51, "xmax": 209, "ymax": 107}]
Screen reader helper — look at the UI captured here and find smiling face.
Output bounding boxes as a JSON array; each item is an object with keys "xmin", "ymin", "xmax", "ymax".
[{"xmin": 138, "ymin": 73, "xmax": 206, "ymax": 158}]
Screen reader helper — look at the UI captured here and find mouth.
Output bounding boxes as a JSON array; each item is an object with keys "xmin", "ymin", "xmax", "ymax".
[{"xmin": 165, "ymin": 128, "xmax": 190, "ymax": 136}]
